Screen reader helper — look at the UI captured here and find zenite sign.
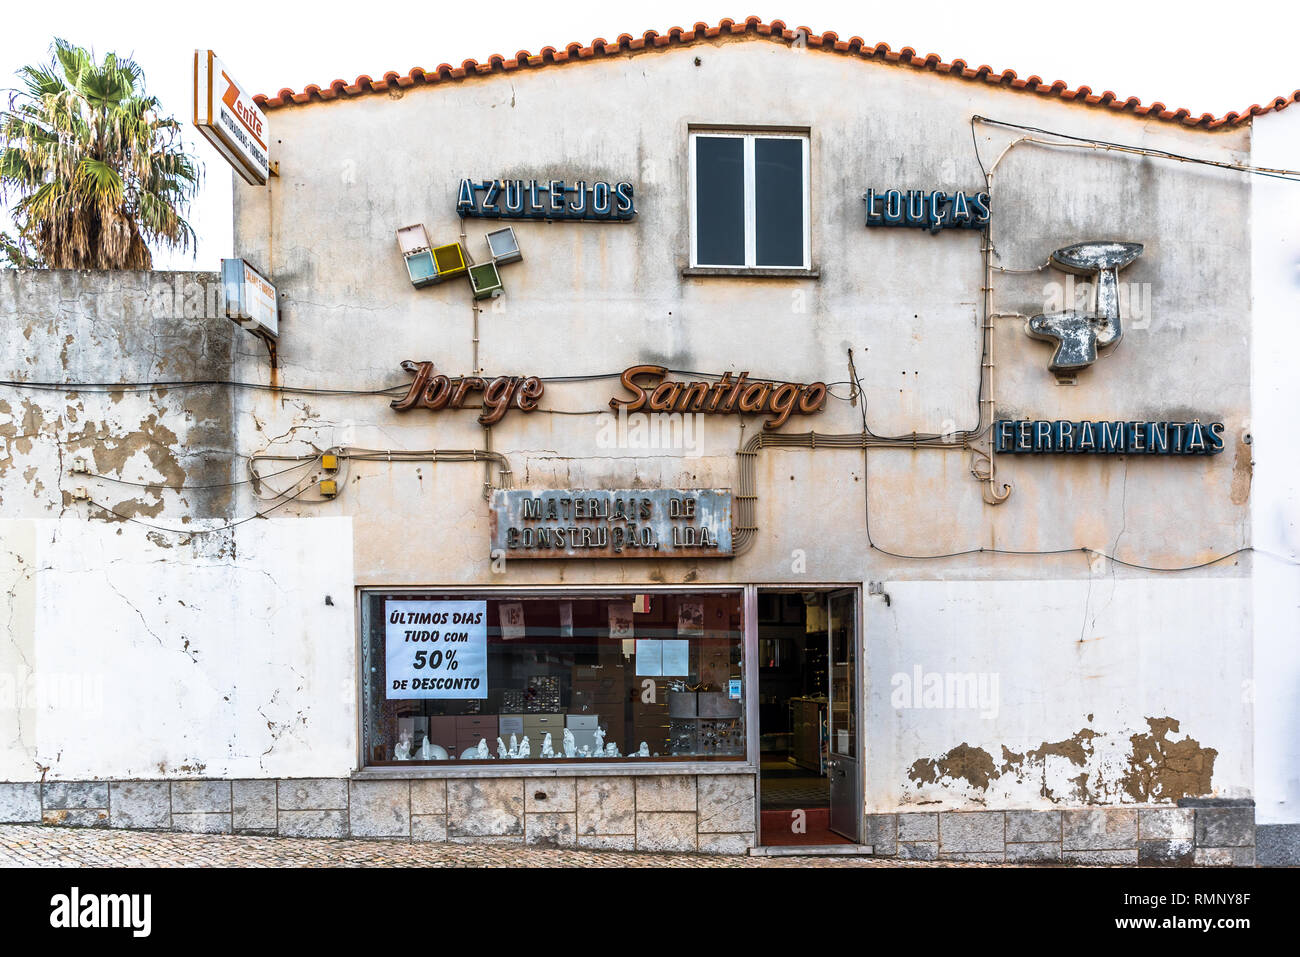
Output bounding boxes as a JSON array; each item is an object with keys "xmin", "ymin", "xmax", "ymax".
[{"xmin": 193, "ymin": 50, "xmax": 269, "ymax": 185}]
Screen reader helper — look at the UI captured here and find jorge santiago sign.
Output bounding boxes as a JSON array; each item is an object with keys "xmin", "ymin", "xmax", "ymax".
[
  {"xmin": 864, "ymin": 188, "xmax": 990, "ymax": 234},
  {"xmin": 457, "ymin": 178, "xmax": 635, "ymax": 221},
  {"xmin": 994, "ymin": 419, "xmax": 1225, "ymax": 455},
  {"xmin": 390, "ymin": 361, "xmax": 828, "ymax": 429}
]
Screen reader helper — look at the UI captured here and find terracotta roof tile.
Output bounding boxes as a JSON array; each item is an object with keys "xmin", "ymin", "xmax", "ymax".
[{"xmin": 253, "ymin": 16, "xmax": 1300, "ymax": 129}]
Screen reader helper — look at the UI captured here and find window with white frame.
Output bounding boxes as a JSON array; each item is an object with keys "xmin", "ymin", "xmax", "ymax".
[{"xmin": 689, "ymin": 130, "xmax": 810, "ymax": 270}]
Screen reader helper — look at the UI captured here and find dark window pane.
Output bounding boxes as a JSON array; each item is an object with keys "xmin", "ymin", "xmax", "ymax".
[
  {"xmin": 755, "ymin": 138, "xmax": 805, "ymax": 267},
  {"xmin": 695, "ymin": 137, "xmax": 745, "ymax": 265}
]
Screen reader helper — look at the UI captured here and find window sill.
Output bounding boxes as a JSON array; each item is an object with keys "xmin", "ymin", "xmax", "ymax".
[
  {"xmin": 681, "ymin": 266, "xmax": 820, "ymax": 279},
  {"xmin": 352, "ymin": 761, "xmax": 756, "ymax": 780}
]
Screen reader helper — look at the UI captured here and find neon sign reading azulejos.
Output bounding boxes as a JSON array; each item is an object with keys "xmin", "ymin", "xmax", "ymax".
[{"xmin": 456, "ymin": 179, "xmax": 635, "ymax": 221}]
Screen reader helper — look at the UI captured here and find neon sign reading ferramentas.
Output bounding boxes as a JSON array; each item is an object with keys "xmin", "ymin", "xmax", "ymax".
[{"xmin": 994, "ymin": 419, "xmax": 1225, "ymax": 455}]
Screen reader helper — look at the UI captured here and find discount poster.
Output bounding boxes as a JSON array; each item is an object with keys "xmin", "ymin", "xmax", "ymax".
[{"xmin": 385, "ymin": 600, "xmax": 487, "ymax": 699}]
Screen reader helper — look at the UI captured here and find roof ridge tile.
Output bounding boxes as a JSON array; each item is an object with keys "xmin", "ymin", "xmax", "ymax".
[{"xmin": 250, "ymin": 17, "xmax": 1289, "ymax": 129}]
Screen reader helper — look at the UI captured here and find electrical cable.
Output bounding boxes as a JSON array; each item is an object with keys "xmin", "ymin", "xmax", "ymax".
[
  {"xmin": 858, "ymin": 436, "xmax": 1254, "ymax": 569},
  {"xmin": 85, "ymin": 480, "xmax": 316, "ymax": 535},
  {"xmin": 327, "ymin": 447, "xmax": 513, "ymax": 491},
  {"xmin": 970, "ymin": 113, "xmax": 989, "ymax": 183},
  {"xmin": 0, "ymin": 378, "xmax": 409, "ymax": 396},
  {"xmin": 973, "ymin": 115, "xmax": 1300, "ymax": 182},
  {"xmin": 1, "ymin": 367, "xmax": 835, "ymax": 395},
  {"xmin": 81, "ymin": 458, "xmax": 314, "ymax": 490}
]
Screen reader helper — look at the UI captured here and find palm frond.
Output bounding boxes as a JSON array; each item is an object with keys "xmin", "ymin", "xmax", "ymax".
[{"xmin": 1, "ymin": 38, "xmax": 200, "ymax": 270}]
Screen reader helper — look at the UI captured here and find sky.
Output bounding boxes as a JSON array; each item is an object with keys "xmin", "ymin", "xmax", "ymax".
[{"xmin": 2, "ymin": 0, "xmax": 1296, "ymax": 269}]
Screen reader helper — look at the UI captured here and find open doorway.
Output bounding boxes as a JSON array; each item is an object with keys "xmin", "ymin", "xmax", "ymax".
[{"xmin": 757, "ymin": 588, "xmax": 860, "ymax": 846}]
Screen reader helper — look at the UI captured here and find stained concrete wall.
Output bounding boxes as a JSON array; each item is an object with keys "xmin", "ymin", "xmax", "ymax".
[
  {"xmin": 0, "ymin": 36, "xmax": 1267, "ymax": 814},
  {"xmin": 0, "ymin": 271, "xmax": 355, "ymax": 781},
  {"xmin": 0, "ymin": 269, "xmax": 238, "ymax": 523}
]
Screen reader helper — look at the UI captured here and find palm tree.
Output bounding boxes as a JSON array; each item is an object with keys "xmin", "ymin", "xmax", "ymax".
[{"xmin": 0, "ymin": 39, "xmax": 200, "ymax": 269}]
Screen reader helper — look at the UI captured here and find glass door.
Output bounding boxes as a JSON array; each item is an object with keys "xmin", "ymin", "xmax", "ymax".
[{"xmin": 826, "ymin": 589, "xmax": 860, "ymax": 841}]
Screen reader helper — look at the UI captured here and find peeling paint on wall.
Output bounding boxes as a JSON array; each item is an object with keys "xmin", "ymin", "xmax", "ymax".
[
  {"xmin": 1120, "ymin": 716, "xmax": 1218, "ymax": 803},
  {"xmin": 907, "ymin": 716, "xmax": 1217, "ymax": 805},
  {"xmin": 909, "ymin": 742, "xmax": 998, "ymax": 791},
  {"xmin": 1230, "ymin": 438, "xmax": 1253, "ymax": 505}
]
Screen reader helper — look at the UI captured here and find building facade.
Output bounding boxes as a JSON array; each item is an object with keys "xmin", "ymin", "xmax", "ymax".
[{"xmin": 1, "ymin": 20, "xmax": 1297, "ymax": 863}]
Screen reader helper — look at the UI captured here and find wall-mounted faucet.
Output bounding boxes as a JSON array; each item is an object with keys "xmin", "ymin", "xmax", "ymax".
[{"xmin": 1026, "ymin": 241, "xmax": 1144, "ymax": 375}]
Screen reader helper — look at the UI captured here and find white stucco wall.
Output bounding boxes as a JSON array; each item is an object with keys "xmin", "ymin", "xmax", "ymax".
[
  {"xmin": 0, "ymin": 517, "xmax": 355, "ymax": 781},
  {"xmin": 865, "ymin": 578, "xmax": 1251, "ymax": 811},
  {"xmin": 1250, "ymin": 105, "xmax": 1300, "ymax": 827}
]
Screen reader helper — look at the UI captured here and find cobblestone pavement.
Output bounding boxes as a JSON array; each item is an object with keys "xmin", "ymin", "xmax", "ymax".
[{"xmin": 0, "ymin": 825, "xmax": 1004, "ymax": 867}]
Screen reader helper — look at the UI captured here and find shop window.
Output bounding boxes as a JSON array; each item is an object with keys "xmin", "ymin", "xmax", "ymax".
[
  {"xmin": 360, "ymin": 591, "xmax": 746, "ymax": 766},
  {"xmin": 689, "ymin": 131, "xmax": 810, "ymax": 269}
]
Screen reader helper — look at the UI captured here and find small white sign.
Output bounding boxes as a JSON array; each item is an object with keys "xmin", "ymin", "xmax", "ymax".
[
  {"xmin": 635, "ymin": 638, "xmax": 663, "ymax": 676},
  {"xmin": 222, "ymin": 258, "xmax": 278, "ymax": 338},
  {"xmin": 661, "ymin": 639, "xmax": 690, "ymax": 676},
  {"xmin": 499, "ymin": 601, "xmax": 526, "ymax": 640},
  {"xmin": 194, "ymin": 50, "xmax": 270, "ymax": 185},
  {"xmin": 677, "ymin": 601, "xmax": 704, "ymax": 636},
  {"xmin": 634, "ymin": 639, "xmax": 689, "ymax": 677},
  {"xmin": 609, "ymin": 602, "xmax": 634, "ymax": 639},
  {"xmin": 385, "ymin": 600, "xmax": 487, "ymax": 699}
]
